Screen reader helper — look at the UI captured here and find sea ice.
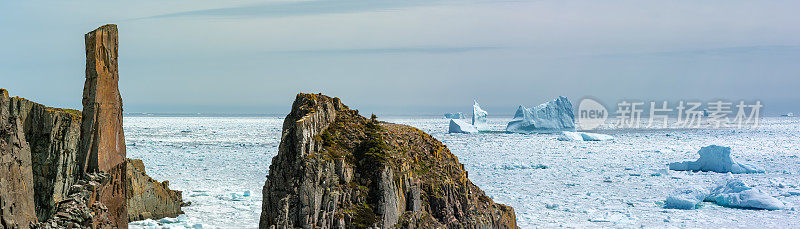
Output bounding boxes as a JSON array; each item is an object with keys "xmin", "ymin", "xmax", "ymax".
[
  {"xmin": 706, "ymin": 178, "xmax": 785, "ymax": 210},
  {"xmin": 473, "ymin": 100, "xmax": 489, "ymax": 131},
  {"xmin": 449, "ymin": 119, "xmax": 478, "ymax": 133},
  {"xmin": 557, "ymin": 131, "xmax": 614, "ymax": 141},
  {"xmin": 506, "ymin": 96, "xmax": 575, "ymax": 133},
  {"xmin": 444, "ymin": 112, "xmax": 465, "ymax": 119},
  {"xmin": 668, "ymin": 145, "xmax": 763, "ymax": 174},
  {"xmin": 665, "ymin": 186, "xmax": 709, "ymax": 209}
]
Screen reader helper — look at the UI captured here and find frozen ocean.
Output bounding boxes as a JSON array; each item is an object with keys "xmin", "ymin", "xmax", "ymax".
[{"xmin": 126, "ymin": 116, "xmax": 800, "ymax": 228}]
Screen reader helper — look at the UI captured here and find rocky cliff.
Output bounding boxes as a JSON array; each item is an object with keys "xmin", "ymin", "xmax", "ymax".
[
  {"xmin": 0, "ymin": 89, "xmax": 38, "ymax": 228},
  {"xmin": 8, "ymin": 96, "xmax": 82, "ymax": 222},
  {"xmin": 260, "ymin": 93, "xmax": 518, "ymax": 229},
  {"xmin": 126, "ymin": 159, "xmax": 185, "ymax": 221}
]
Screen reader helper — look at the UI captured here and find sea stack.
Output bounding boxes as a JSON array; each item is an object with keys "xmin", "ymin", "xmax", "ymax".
[
  {"xmin": 260, "ymin": 93, "xmax": 518, "ymax": 228},
  {"xmin": 79, "ymin": 24, "xmax": 128, "ymax": 228}
]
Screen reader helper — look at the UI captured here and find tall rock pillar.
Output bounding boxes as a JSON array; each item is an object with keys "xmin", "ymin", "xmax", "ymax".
[{"xmin": 79, "ymin": 24, "xmax": 127, "ymax": 228}]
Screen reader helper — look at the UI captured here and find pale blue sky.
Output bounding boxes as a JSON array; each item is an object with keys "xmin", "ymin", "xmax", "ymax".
[{"xmin": 1, "ymin": 0, "xmax": 798, "ymax": 115}]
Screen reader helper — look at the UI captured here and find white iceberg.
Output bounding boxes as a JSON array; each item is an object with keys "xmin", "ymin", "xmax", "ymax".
[
  {"xmin": 444, "ymin": 112, "xmax": 465, "ymax": 119},
  {"xmin": 664, "ymin": 178, "xmax": 784, "ymax": 210},
  {"xmin": 706, "ymin": 178, "xmax": 785, "ymax": 210},
  {"xmin": 448, "ymin": 119, "xmax": 478, "ymax": 133},
  {"xmin": 668, "ymin": 145, "xmax": 763, "ymax": 174},
  {"xmin": 506, "ymin": 96, "xmax": 575, "ymax": 133},
  {"xmin": 557, "ymin": 131, "xmax": 614, "ymax": 141},
  {"xmin": 473, "ymin": 100, "xmax": 489, "ymax": 131},
  {"xmin": 665, "ymin": 186, "xmax": 709, "ymax": 209}
]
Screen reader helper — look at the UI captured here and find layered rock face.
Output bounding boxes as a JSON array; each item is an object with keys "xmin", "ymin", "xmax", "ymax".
[
  {"xmin": 126, "ymin": 159, "xmax": 185, "ymax": 221},
  {"xmin": 260, "ymin": 93, "xmax": 518, "ymax": 229},
  {"xmin": 80, "ymin": 24, "xmax": 128, "ymax": 228},
  {"xmin": 8, "ymin": 97, "xmax": 82, "ymax": 222},
  {"xmin": 0, "ymin": 89, "xmax": 38, "ymax": 228},
  {"xmin": 33, "ymin": 173, "xmax": 115, "ymax": 229}
]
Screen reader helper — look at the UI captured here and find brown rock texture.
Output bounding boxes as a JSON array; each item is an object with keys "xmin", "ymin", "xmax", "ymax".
[
  {"xmin": 0, "ymin": 89, "xmax": 38, "ymax": 228},
  {"xmin": 8, "ymin": 96, "xmax": 82, "ymax": 222},
  {"xmin": 126, "ymin": 158, "xmax": 185, "ymax": 221},
  {"xmin": 32, "ymin": 172, "xmax": 115, "ymax": 229},
  {"xmin": 260, "ymin": 93, "xmax": 518, "ymax": 229},
  {"xmin": 80, "ymin": 24, "xmax": 127, "ymax": 228}
]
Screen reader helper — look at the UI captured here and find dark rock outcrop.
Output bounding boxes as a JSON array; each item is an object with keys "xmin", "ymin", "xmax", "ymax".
[
  {"xmin": 260, "ymin": 93, "xmax": 518, "ymax": 229},
  {"xmin": 0, "ymin": 88, "xmax": 38, "ymax": 228},
  {"xmin": 126, "ymin": 159, "xmax": 185, "ymax": 221},
  {"xmin": 32, "ymin": 172, "xmax": 115, "ymax": 229},
  {"xmin": 80, "ymin": 24, "xmax": 127, "ymax": 228},
  {"xmin": 8, "ymin": 96, "xmax": 82, "ymax": 222}
]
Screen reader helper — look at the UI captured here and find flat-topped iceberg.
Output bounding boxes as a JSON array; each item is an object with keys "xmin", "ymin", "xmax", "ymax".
[
  {"xmin": 506, "ymin": 96, "xmax": 575, "ymax": 133},
  {"xmin": 472, "ymin": 100, "xmax": 489, "ymax": 131},
  {"xmin": 668, "ymin": 145, "xmax": 763, "ymax": 174},
  {"xmin": 557, "ymin": 131, "xmax": 614, "ymax": 141},
  {"xmin": 449, "ymin": 119, "xmax": 478, "ymax": 133},
  {"xmin": 665, "ymin": 178, "xmax": 784, "ymax": 210},
  {"xmin": 444, "ymin": 112, "xmax": 465, "ymax": 119}
]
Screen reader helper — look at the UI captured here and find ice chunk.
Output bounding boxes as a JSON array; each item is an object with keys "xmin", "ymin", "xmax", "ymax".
[
  {"xmin": 668, "ymin": 145, "xmax": 763, "ymax": 174},
  {"xmin": 557, "ymin": 131, "xmax": 584, "ymax": 141},
  {"xmin": 243, "ymin": 190, "xmax": 251, "ymax": 197},
  {"xmin": 706, "ymin": 178, "xmax": 785, "ymax": 210},
  {"xmin": 472, "ymin": 100, "xmax": 489, "ymax": 131},
  {"xmin": 448, "ymin": 119, "xmax": 478, "ymax": 133},
  {"xmin": 444, "ymin": 112, "xmax": 465, "ymax": 119},
  {"xmin": 506, "ymin": 96, "xmax": 575, "ymax": 133},
  {"xmin": 665, "ymin": 186, "xmax": 709, "ymax": 209},
  {"xmin": 557, "ymin": 131, "xmax": 614, "ymax": 141}
]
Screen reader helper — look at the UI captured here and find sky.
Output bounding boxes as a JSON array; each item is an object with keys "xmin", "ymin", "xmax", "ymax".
[{"xmin": 1, "ymin": 0, "xmax": 799, "ymax": 115}]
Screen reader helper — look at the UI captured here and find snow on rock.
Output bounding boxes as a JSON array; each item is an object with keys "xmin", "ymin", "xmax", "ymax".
[
  {"xmin": 557, "ymin": 131, "xmax": 614, "ymax": 141},
  {"xmin": 665, "ymin": 186, "xmax": 709, "ymax": 209},
  {"xmin": 473, "ymin": 100, "xmax": 489, "ymax": 131},
  {"xmin": 668, "ymin": 145, "xmax": 764, "ymax": 174},
  {"xmin": 506, "ymin": 96, "xmax": 575, "ymax": 133},
  {"xmin": 444, "ymin": 112, "xmax": 465, "ymax": 119},
  {"xmin": 706, "ymin": 178, "xmax": 785, "ymax": 210},
  {"xmin": 664, "ymin": 178, "xmax": 785, "ymax": 210},
  {"xmin": 449, "ymin": 119, "xmax": 478, "ymax": 133}
]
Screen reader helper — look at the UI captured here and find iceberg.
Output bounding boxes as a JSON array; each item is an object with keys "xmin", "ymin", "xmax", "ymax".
[
  {"xmin": 706, "ymin": 178, "xmax": 785, "ymax": 210},
  {"xmin": 473, "ymin": 100, "xmax": 489, "ymax": 131},
  {"xmin": 506, "ymin": 96, "xmax": 575, "ymax": 133},
  {"xmin": 665, "ymin": 178, "xmax": 785, "ymax": 210},
  {"xmin": 557, "ymin": 131, "xmax": 614, "ymax": 141},
  {"xmin": 444, "ymin": 112, "xmax": 465, "ymax": 119},
  {"xmin": 668, "ymin": 145, "xmax": 763, "ymax": 174},
  {"xmin": 448, "ymin": 119, "xmax": 478, "ymax": 133}
]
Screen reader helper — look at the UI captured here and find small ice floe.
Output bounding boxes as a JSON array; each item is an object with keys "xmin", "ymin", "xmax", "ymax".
[
  {"xmin": 668, "ymin": 145, "xmax": 763, "ymax": 174},
  {"xmin": 665, "ymin": 177, "xmax": 785, "ymax": 210},
  {"xmin": 557, "ymin": 131, "xmax": 614, "ymax": 141},
  {"xmin": 448, "ymin": 119, "xmax": 479, "ymax": 133},
  {"xmin": 665, "ymin": 186, "xmax": 709, "ymax": 209},
  {"xmin": 780, "ymin": 190, "xmax": 800, "ymax": 197},
  {"xmin": 444, "ymin": 112, "xmax": 465, "ymax": 119}
]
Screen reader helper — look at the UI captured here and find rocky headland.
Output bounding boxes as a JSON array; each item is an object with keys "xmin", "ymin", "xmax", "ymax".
[
  {"xmin": 260, "ymin": 93, "xmax": 518, "ymax": 228},
  {"xmin": 0, "ymin": 24, "xmax": 184, "ymax": 228}
]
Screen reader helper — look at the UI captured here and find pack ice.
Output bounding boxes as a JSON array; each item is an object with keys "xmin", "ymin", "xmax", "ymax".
[
  {"xmin": 444, "ymin": 112, "xmax": 465, "ymax": 119},
  {"xmin": 506, "ymin": 96, "xmax": 575, "ymax": 133},
  {"xmin": 668, "ymin": 145, "xmax": 763, "ymax": 174},
  {"xmin": 557, "ymin": 131, "xmax": 614, "ymax": 141},
  {"xmin": 449, "ymin": 119, "xmax": 478, "ymax": 133},
  {"xmin": 665, "ymin": 178, "xmax": 784, "ymax": 210},
  {"xmin": 472, "ymin": 100, "xmax": 489, "ymax": 131}
]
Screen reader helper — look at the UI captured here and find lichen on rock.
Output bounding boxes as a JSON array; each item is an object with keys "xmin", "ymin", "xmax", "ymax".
[{"xmin": 260, "ymin": 93, "xmax": 518, "ymax": 229}]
